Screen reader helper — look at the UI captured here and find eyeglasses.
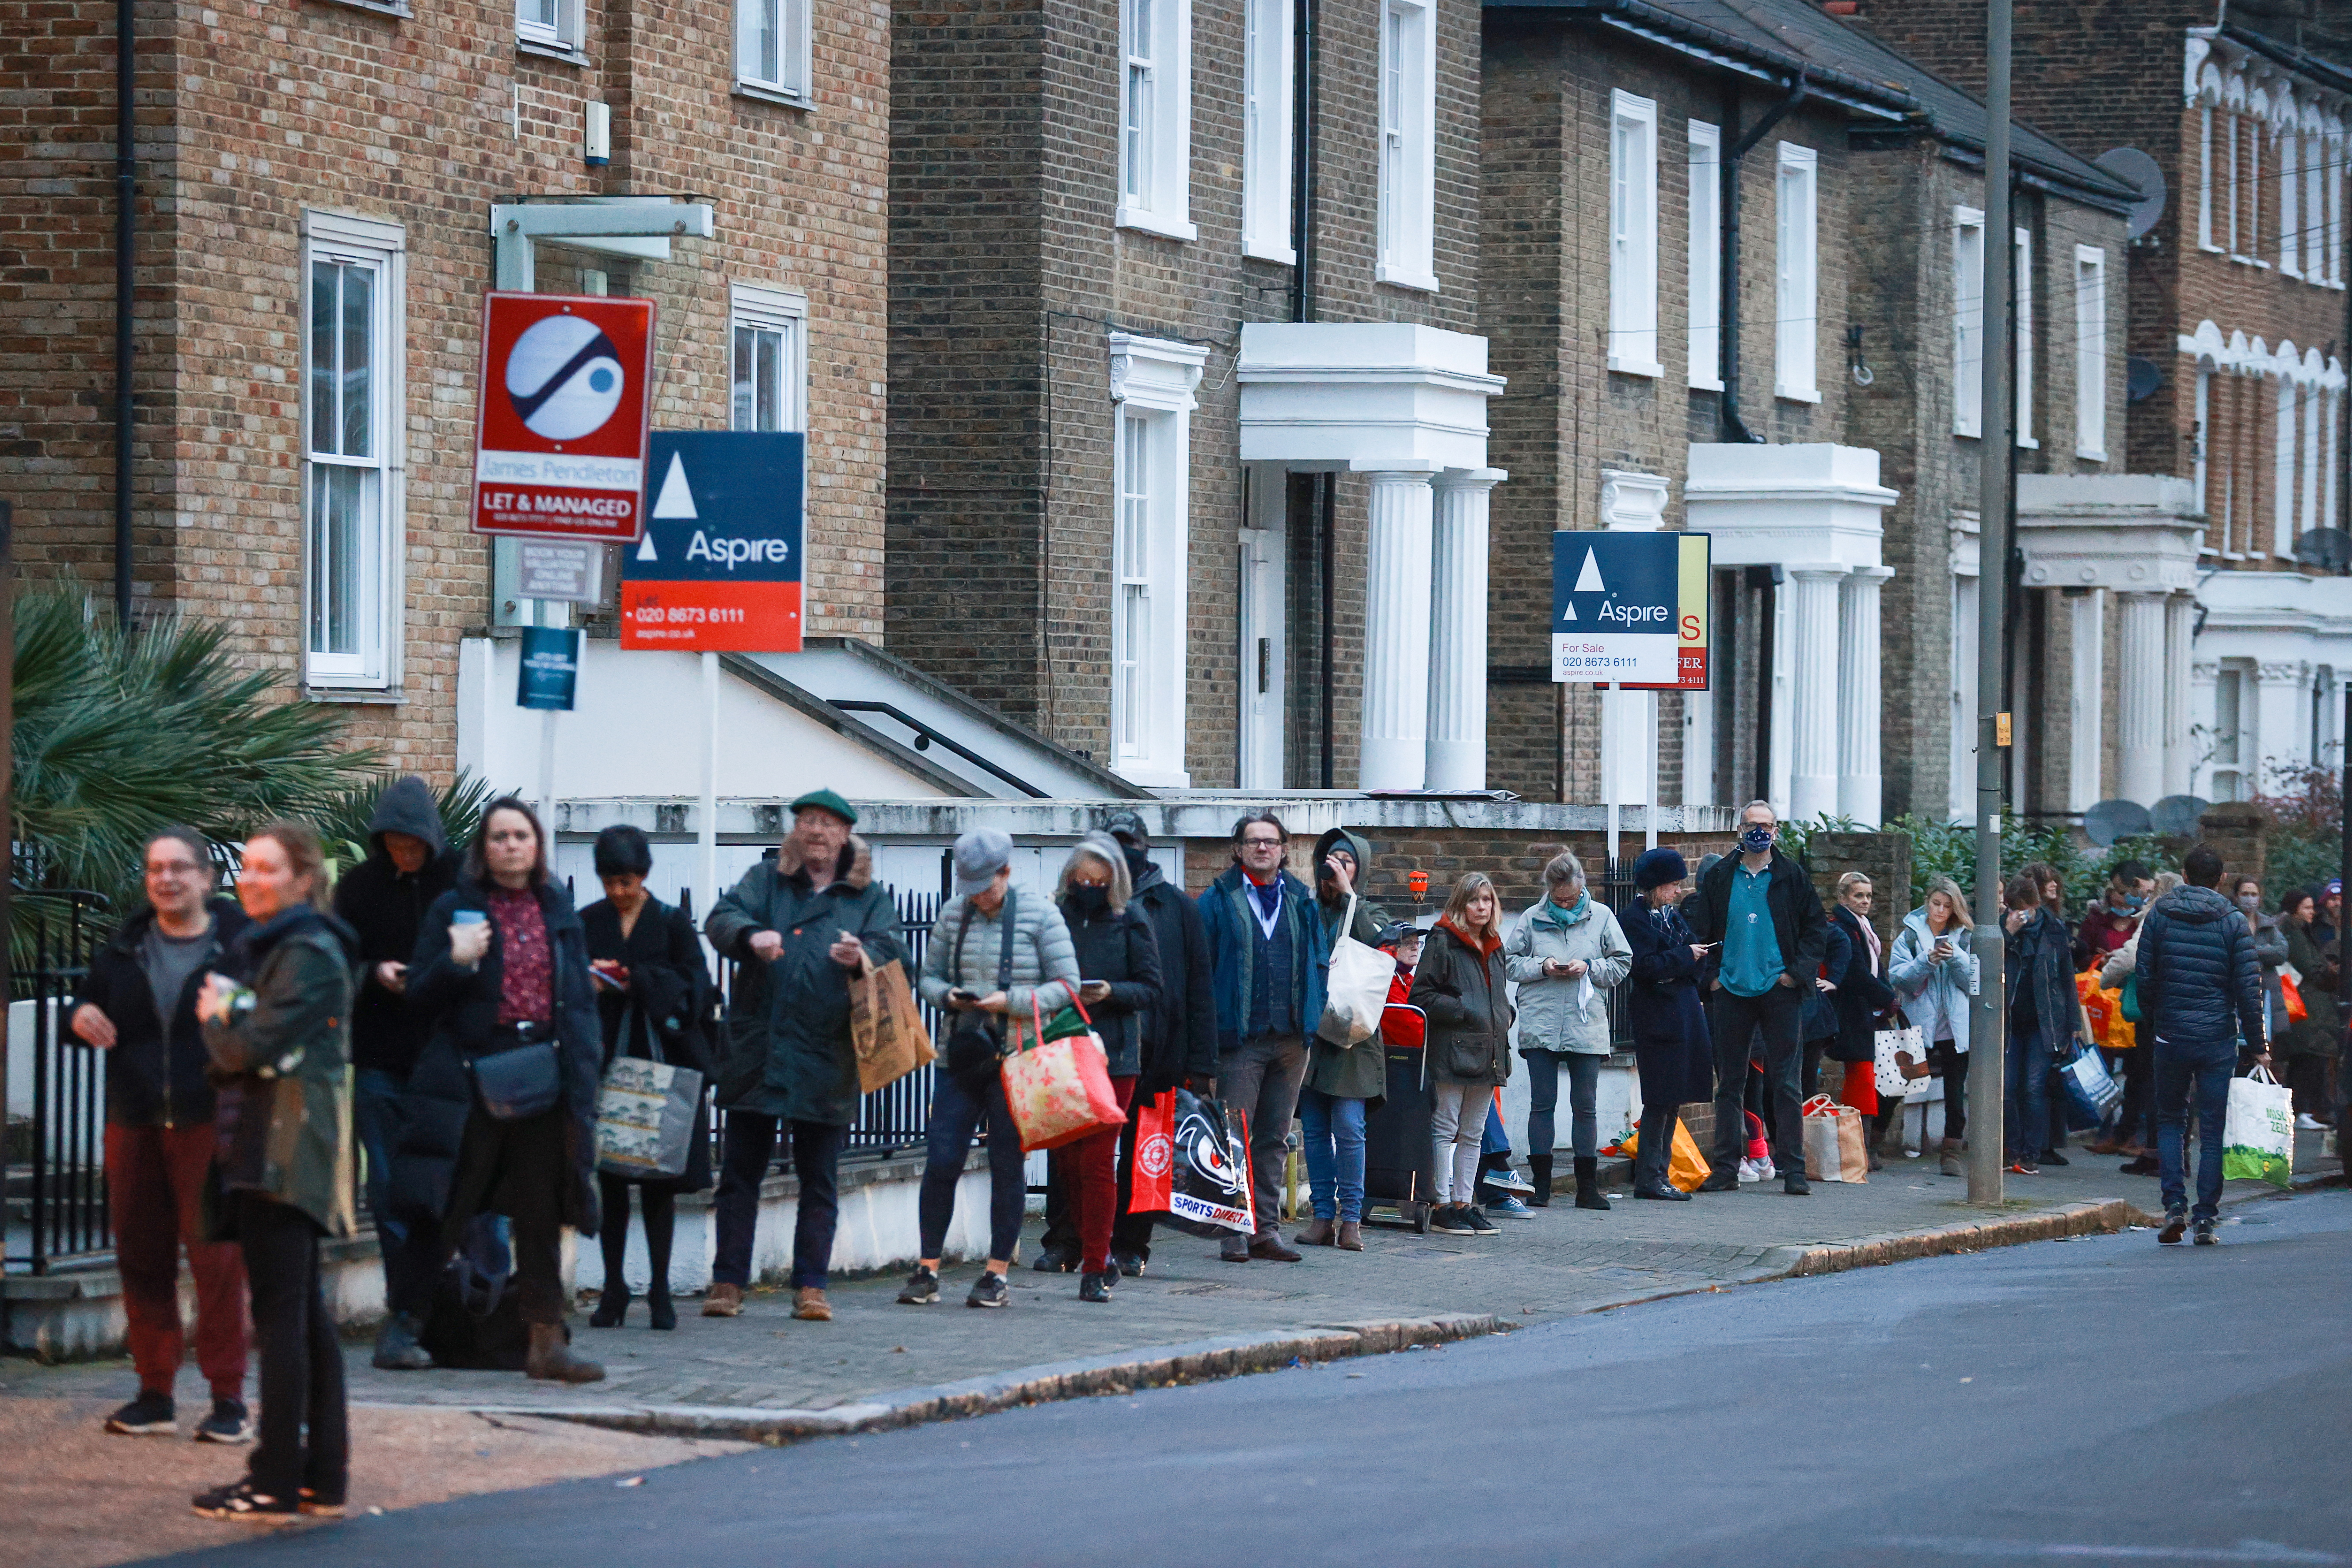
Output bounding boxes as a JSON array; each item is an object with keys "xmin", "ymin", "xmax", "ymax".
[
  {"xmin": 1240, "ymin": 837, "xmax": 1283, "ymax": 849},
  {"xmin": 147, "ymin": 860, "xmax": 206, "ymax": 879}
]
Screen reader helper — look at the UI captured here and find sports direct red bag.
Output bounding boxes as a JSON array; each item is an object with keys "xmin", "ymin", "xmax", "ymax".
[{"xmin": 1126, "ymin": 1088, "xmax": 1257, "ymax": 1236}]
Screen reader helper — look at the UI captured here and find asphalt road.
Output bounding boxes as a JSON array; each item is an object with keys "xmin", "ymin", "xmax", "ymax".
[{"xmin": 165, "ymin": 1188, "xmax": 2351, "ymax": 1568}]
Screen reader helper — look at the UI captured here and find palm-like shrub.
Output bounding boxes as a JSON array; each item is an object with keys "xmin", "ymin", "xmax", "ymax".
[{"xmin": 11, "ymin": 585, "xmax": 382, "ymax": 923}]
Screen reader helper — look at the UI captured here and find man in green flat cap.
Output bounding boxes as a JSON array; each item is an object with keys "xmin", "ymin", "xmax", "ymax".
[{"xmin": 702, "ymin": 789, "xmax": 903, "ymax": 1321}]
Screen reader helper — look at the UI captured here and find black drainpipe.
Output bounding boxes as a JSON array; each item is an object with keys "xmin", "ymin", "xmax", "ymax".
[
  {"xmin": 1718, "ymin": 71, "xmax": 1808, "ymax": 445},
  {"xmin": 1290, "ymin": 0, "xmax": 1336, "ymax": 785},
  {"xmin": 113, "ymin": 0, "xmax": 136, "ymax": 627}
]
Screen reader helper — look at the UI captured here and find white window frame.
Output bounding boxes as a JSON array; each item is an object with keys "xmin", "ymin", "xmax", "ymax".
[
  {"xmin": 2198, "ymin": 101, "xmax": 2219, "ymax": 251},
  {"xmin": 2304, "ymin": 124, "xmax": 2327, "ymax": 284},
  {"xmin": 1375, "ymin": 0, "xmax": 1437, "ymax": 292},
  {"xmin": 2193, "ymin": 364, "xmax": 2213, "ymax": 538},
  {"xmin": 516, "ymin": 0, "xmax": 582, "ymax": 54},
  {"xmin": 1953, "ymin": 206, "xmax": 1984, "ymax": 437},
  {"xmin": 2282, "ymin": 122, "xmax": 2302, "ymax": 276},
  {"xmin": 730, "ymin": 283, "xmax": 808, "ymax": 434},
  {"xmin": 1687, "ymin": 119, "xmax": 1722, "ymax": 390},
  {"xmin": 1241, "ymin": 0, "xmax": 1294, "ymax": 263},
  {"xmin": 2272, "ymin": 369, "xmax": 2296, "ymax": 557},
  {"xmin": 735, "ymin": 0, "xmax": 811, "ymax": 105},
  {"xmin": 2304, "ymin": 375, "xmax": 2325, "ymax": 534},
  {"xmin": 1106, "ymin": 333, "xmax": 1205, "ymax": 788},
  {"xmin": 1774, "ymin": 141, "xmax": 1819, "ymax": 403},
  {"xmin": 2073, "ymin": 244, "xmax": 2107, "ymax": 460},
  {"xmin": 2013, "ymin": 225, "xmax": 2036, "ymax": 448},
  {"xmin": 1118, "ymin": 0, "xmax": 1196, "ymax": 242},
  {"xmin": 301, "ymin": 210, "xmax": 404, "ymax": 693},
  {"xmin": 2245, "ymin": 95, "xmax": 2266, "ymax": 263},
  {"xmin": 2329, "ymin": 125, "xmax": 2347, "ymax": 287},
  {"xmin": 1605, "ymin": 91, "xmax": 1660, "ymax": 377}
]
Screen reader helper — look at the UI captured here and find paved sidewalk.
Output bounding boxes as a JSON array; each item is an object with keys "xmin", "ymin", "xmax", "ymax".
[{"xmin": 4, "ymin": 1132, "xmax": 2337, "ymax": 1436}]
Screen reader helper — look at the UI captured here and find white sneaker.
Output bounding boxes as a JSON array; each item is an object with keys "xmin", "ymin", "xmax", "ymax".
[{"xmin": 2295, "ymin": 1113, "xmax": 2325, "ymax": 1131}]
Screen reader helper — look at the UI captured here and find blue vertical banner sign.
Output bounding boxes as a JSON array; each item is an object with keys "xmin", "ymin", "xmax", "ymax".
[
  {"xmin": 1551, "ymin": 531, "xmax": 1684, "ymax": 684},
  {"xmin": 517, "ymin": 625, "xmax": 582, "ymax": 711}
]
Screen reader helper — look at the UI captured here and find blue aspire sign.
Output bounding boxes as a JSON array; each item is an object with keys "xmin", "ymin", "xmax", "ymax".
[{"xmin": 1550, "ymin": 531, "xmax": 1682, "ymax": 684}]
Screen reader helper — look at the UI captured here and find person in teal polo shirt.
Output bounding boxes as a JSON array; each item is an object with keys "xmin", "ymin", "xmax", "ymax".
[{"xmin": 1683, "ymin": 800, "xmax": 1829, "ymax": 1195}]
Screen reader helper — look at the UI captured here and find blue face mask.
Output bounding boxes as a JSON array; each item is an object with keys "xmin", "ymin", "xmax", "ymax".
[
  {"xmin": 1739, "ymin": 825, "xmax": 1774, "ymax": 854},
  {"xmin": 2120, "ymin": 892, "xmax": 2145, "ymax": 911}
]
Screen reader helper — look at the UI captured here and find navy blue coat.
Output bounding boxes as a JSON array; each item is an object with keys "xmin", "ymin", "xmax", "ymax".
[
  {"xmin": 1624, "ymin": 901, "xmax": 1713, "ymax": 1110},
  {"xmin": 2135, "ymin": 885, "xmax": 2266, "ymax": 1051},
  {"xmin": 1828, "ymin": 904, "xmax": 1898, "ymax": 1063}
]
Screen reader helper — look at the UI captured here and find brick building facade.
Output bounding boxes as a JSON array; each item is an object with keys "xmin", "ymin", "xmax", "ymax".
[
  {"xmin": 1, "ymin": 0, "xmax": 889, "ymax": 776},
  {"xmin": 1479, "ymin": 0, "xmax": 2134, "ymax": 833},
  {"xmin": 887, "ymin": 0, "xmax": 1500, "ymax": 795},
  {"xmin": 1865, "ymin": 0, "xmax": 2352, "ymax": 816}
]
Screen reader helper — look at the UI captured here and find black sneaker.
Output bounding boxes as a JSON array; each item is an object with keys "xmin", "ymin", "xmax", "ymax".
[
  {"xmin": 194, "ymin": 1397, "xmax": 252, "ymax": 1444},
  {"xmin": 2039, "ymin": 1149, "xmax": 2070, "ymax": 1167},
  {"xmin": 1030, "ymin": 1245, "xmax": 1079, "ymax": 1274},
  {"xmin": 191, "ymin": 1479, "xmax": 298, "ymax": 1523},
  {"xmin": 895, "ymin": 1266, "xmax": 940, "ymax": 1305},
  {"xmin": 1461, "ymin": 1205, "xmax": 1500, "ymax": 1236},
  {"xmin": 105, "ymin": 1392, "xmax": 176, "ymax": 1436},
  {"xmin": 1109, "ymin": 1250, "xmax": 1147, "ymax": 1279},
  {"xmin": 965, "ymin": 1270, "xmax": 1010, "ymax": 1309},
  {"xmin": 298, "ymin": 1486, "xmax": 347, "ymax": 1519},
  {"xmin": 2192, "ymin": 1219, "xmax": 2219, "ymax": 1246},
  {"xmin": 1078, "ymin": 1270, "xmax": 1114, "ymax": 1303},
  {"xmin": 2158, "ymin": 1208, "xmax": 2188, "ymax": 1244},
  {"xmin": 1429, "ymin": 1204, "xmax": 1473, "ymax": 1235}
]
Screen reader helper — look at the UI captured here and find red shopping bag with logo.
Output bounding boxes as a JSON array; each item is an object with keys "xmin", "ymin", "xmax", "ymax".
[{"xmin": 1125, "ymin": 1087, "xmax": 1257, "ymax": 1236}]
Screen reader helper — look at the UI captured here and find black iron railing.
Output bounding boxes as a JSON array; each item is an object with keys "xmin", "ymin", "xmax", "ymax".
[{"xmin": 8, "ymin": 891, "xmax": 114, "ymax": 1273}]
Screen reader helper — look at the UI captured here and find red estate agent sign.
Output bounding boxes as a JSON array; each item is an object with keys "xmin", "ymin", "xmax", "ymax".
[{"xmin": 471, "ymin": 292, "xmax": 655, "ymax": 544}]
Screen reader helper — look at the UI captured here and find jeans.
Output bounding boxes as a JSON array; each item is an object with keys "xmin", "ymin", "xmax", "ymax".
[
  {"xmin": 714, "ymin": 1114, "xmax": 845, "ymax": 1289},
  {"xmin": 1297, "ymin": 1087, "xmax": 1369, "ymax": 1222},
  {"xmin": 2155, "ymin": 1037, "xmax": 2236, "ymax": 1223},
  {"xmin": 1525, "ymin": 1049, "xmax": 1603, "ymax": 1160},
  {"xmin": 2004, "ymin": 1028, "xmax": 2053, "ymax": 1164},
  {"xmin": 1708, "ymin": 986, "xmax": 1805, "ymax": 1177},
  {"xmin": 1072, "ymin": 1076, "xmax": 1138, "ymax": 1272},
  {"xmin": 918, "ymin": 1069, "xmax": 1027, "ymax": 1263},
  {"xmin": 1218, "ymin": 1034, "xmax": 1308, "ymax": 1232},
  {"xmin": 352, "ymin": 1068, "xmax": 408, "ymax": 1246},
  {"xmin": 235, "ymin": 1192, "xmax": 346, "ymax": 1502},
  {"xmin": 104, "ymin": 1122, "xmax": 247, "ymax": 1400},
  {"xmin": 1428, "ymin": 1081, "xmax": 1488, "ymax": 1205}
]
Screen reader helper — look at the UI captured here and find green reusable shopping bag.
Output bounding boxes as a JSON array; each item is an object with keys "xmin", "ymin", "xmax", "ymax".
[{"xmin": 2220, "ymin": 1066, "xmax": 2295, "ymax": 1190}]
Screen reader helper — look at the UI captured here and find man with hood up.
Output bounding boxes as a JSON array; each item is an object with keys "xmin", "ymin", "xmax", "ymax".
[
  {"xmin": 2135, "ymin": 843, "xmax": 2268, "ymax": 1245},
  {"xmin": 331, "ymin": 775, "xmax": 457, "ymax": 1370}
]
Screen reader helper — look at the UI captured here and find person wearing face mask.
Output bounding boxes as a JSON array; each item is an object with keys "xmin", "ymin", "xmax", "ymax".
[
  {"xmin": 2074, "ymin": 861, "xmax": 2154, "ymax": 972},
  {"xmin": 1622, "ymin": 849, "xmax": 1711, "ymax": 1200},
  {"xmin": 1684, "ymin": 801, "xmax": 1829, "ymax": 1196},
  {"xmin": 2228, "ymin": 875, "xmax": 2291, "ymax": 1052},
  {"xmin": 1046, "ymin": 834, "xmax": 1163, "ymax": 1302}
]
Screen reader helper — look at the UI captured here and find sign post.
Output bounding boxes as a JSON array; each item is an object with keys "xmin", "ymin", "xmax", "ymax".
[
  {"xmin": 1622, "ymin": 533, "xmax": 1713, "ymax": 853},
  {"xmin": 1553, "ymin": 531, "xmax": 1684, "ymax": 867},
  {"xmin": 470, "ymin": 289, "xmax": 656, "ymax": 829}
]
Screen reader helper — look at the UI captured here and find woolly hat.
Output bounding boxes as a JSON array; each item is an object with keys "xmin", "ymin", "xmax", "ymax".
[{"xmin": 1633, "ymin": 846, "xmax": 1689, "ymax": 891}]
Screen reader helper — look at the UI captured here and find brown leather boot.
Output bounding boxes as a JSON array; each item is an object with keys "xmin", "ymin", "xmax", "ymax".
[
  {"xmin": 1296, "ymin": 1218, "xmax": 1336, "ymax": 1247},
  {"xmin": 793, "ymin": 1287, "xmax": 833, "ymax": 1322},
  {"xmin": 702, "ymin": 1283, "xmax": 744, "ymax": 1318},
  {"xmin": 1335, "ymin": 1221, "xmax": 1364, "ymax": 1251},
  {"xmin": 525, "ymin": 1323, "xmax": 605, "ymax": 1384}
]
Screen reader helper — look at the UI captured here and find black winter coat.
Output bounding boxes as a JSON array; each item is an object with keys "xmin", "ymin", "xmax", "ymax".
[
  {"xmin": 1624, "ymin": 900, "xmax": 1712, "ymax": 1110},
  {"xmin": 1828, "ymin": 904, "xmax": 1898, "ymax": 1063},
  {"xmin": 1409, "ymin": 921, "xmax": 1514, "ymax": 1087},
  {"xmin": 1802, "ymin": 921, "xmax": 1853, "ymax": 1043},
  {"xmin": 1128, "ymin": 863, "xmax": 1216, "ymax": 1093},
  {"xmin": 2004, "ymin": 908, "xmax": 2083, "ymax": 1054},
  {"xmin": 70, "ymin": 898, "xmax": 249, "ymax": 1127},
  {"xmin": 1685, "ymin": 850, "xmax": 1829, "ymax": 990},
  {"xmin": 389, "ymin": 877, "xmax": 605, "ymax": 1237},
  {"xmin": 2135, "ymin": 885, "xmax": 2266, "ymax": 1051},
  {"xmin": 330, "ymin": 776, "xmax": 459, "ymax": 1078},
  {"xmin": 582, "ymin": 895, "xmax": 713, "ymax": 1191},
  {"xmin": 1058, "ymin": 898, "xmax": 1164, "ymax": 1078}
]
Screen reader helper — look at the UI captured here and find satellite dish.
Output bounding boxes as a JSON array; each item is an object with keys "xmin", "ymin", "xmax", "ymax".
[
  {"xmin": 2294, "ymin": 526, "xmax": 2352, "ymax": 573},
  {"xmin": 2149, "ymin": 794, "xmax": 2210, "ymax": 837},
  {"xmin": 2126, "ymin": 356, "xmax": 2164, "ymax": 403},
  {"xmin": 2096, "ymin": 148, "xmax": 2167, "ymax": 241},
  {"xmin": 2083, "ymin": 799, "xmax": 2153, "ymax": 847}
]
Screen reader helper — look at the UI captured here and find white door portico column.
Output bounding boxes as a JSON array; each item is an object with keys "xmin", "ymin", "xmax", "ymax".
[
  {"xmin": 2067, "ymin": 589, "xmax": 2106, "ymax": 813},
  {"xmin": 1787, "ymin": 565, "xmax": 1847, "ymax": 822},
  {"xmin": 1426, "ymin": 468, "xmax": 1505, "ymax": 791},
  {"xmin": 1837, "ymin": 566, "xmax": 1892, "ymax": 826},
  {"xmin": 2117, "ymin": 591, "xmax": 2167, "ymax": 804},
  {"xmin": 2163, "ymin": 592, "xmax": 2195, "ymax": 797},
  {"xmin": 1357, "ymin": 463, "xmax": 1439, "ymax": 791}
]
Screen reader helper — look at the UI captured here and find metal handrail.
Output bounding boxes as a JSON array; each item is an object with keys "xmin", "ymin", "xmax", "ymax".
[{"xmin": 828, "ymin": 700, "xmax": 1048, "ymax": 798}]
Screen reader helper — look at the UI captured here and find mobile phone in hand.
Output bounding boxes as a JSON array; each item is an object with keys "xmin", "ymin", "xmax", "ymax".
[{"xmin": 949, "ymin": 988, "xmax": 979, "ymax": 1004}]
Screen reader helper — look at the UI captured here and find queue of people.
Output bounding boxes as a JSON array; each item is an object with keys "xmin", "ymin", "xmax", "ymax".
[{"xmin": 69, "ymin": 776, "xmax": 2341, "ymax": 1525}]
